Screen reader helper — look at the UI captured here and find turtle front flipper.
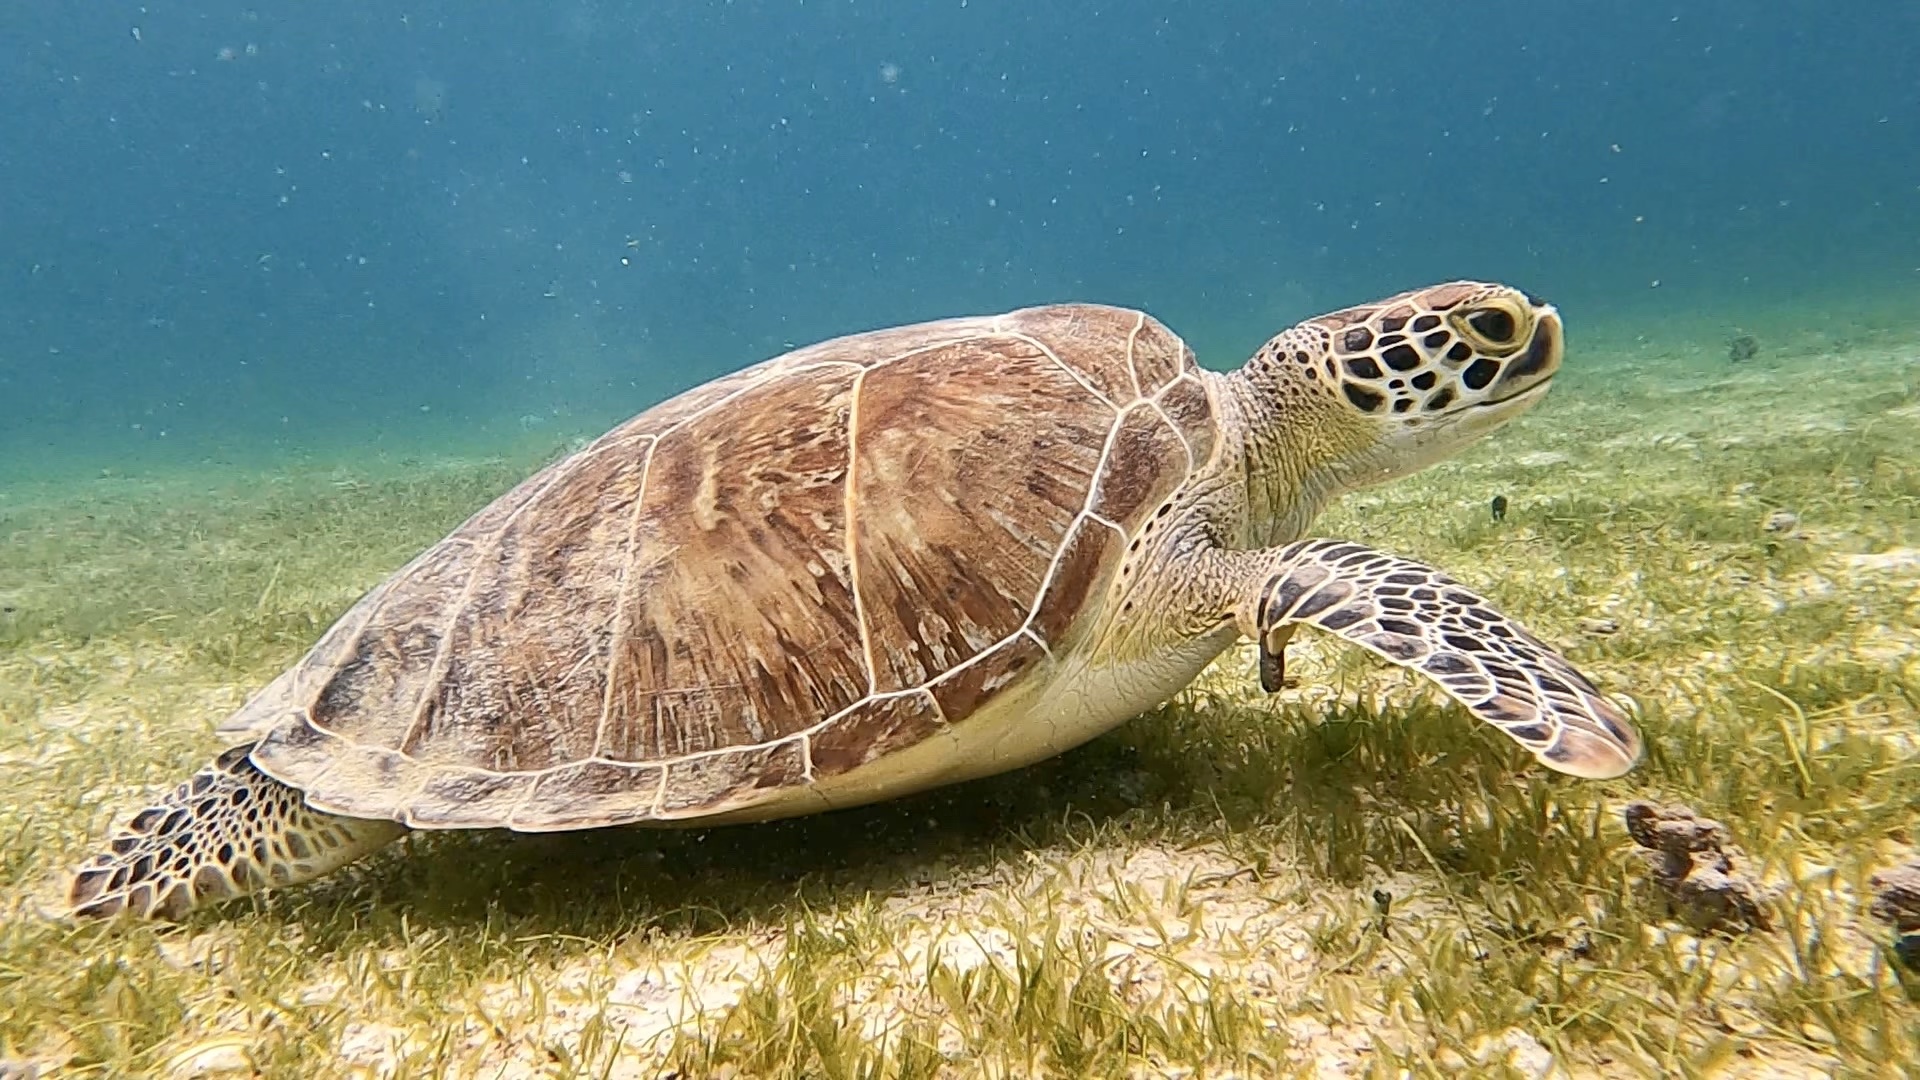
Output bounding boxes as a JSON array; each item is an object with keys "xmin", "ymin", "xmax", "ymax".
[
  {"xmin": 67, "ymin": 744, "xmax": 404, "ymax": 920},
  {"xmin": 1224, "ymin": 538, "xmax": 1642, "ymax": 780}
]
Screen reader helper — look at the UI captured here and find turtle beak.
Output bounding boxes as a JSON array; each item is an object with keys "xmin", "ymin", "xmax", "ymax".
[{"xmin": 1491, "ymin": 305, "xmax": 1563, "ymax": 401}]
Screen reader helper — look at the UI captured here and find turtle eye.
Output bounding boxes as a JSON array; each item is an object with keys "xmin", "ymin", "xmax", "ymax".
[{"xmin": 1467, "ymin": 308, "xmax": 1517, "ymax": 344}]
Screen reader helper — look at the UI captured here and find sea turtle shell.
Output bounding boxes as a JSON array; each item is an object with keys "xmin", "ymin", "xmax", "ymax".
[{"xmin": 224, "ymin": 304, "xmax": 1219, "ymax": 831}]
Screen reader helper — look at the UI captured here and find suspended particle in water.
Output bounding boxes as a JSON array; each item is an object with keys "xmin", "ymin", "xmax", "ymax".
[{"xmin": 879, "ymin": 62, "xmax": 901, "ymax": 85}]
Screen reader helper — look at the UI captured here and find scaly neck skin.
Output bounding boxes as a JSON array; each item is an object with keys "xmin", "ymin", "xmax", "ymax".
[
  {"xmin": 1204, "ymin": 364, "xmax": 1358, "ymax": 551},
  {"xmin": 1091, "ymin": 364, "xmax": 1353, "ymax": 666},
  {"xmin": 1093, "ymin": 361, "xmax": 1360, "ymax": 665}
]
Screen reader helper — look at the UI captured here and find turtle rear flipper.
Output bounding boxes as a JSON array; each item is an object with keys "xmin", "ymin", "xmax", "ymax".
[
  {"xmin": 67, "ymin": 744, "xmax": 402, "ymax": 920},
  {"xmin": 1226, "ymin": 538, "xmax": 1642, "ymax": 780}
]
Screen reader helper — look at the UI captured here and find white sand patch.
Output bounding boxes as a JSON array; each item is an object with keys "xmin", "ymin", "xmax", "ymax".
[{"xmin": 1844, "ymin": 547, "xmax": 1920, "ymax": 576}]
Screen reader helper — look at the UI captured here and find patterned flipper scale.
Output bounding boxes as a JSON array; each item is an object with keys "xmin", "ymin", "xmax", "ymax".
[{"xmin": 1255, "ymin": 539, "xmax": 1641, "ymax": 779}]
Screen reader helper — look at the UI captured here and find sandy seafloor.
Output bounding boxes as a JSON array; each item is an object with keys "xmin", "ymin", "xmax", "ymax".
[{"xmin": 1, "ymin": 295, "xmax": 1916, "ymax": 1078}]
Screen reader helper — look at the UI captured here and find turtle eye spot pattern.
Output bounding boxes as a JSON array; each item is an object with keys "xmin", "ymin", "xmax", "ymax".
[
  {"xmin": 1381, "ymin": 344, "xmax": 1423, "ymax": 372},
  {"xmin": 1345, "ymin": 356, "xmax": 1383, "ymax": 380},
  {"xmin": 1468, "ymin": 307, "xmax": 1517, "ymax": 344},
  {"xmin": 1342, "ymin": 383, "xmax": 1386, "ymax": 413}
]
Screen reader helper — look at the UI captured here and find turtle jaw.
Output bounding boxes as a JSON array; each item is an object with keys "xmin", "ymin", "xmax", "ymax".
[{"xmin": 1482, "ymin": 305, "xmax": 1563, "ymax": 406}]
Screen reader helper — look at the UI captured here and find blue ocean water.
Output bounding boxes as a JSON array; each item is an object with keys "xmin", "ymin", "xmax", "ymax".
[{"xmin": 2, "ymin": 1, "xmax": 1916, "ymax": 473}]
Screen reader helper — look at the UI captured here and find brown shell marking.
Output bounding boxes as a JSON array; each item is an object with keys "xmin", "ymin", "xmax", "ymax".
[{"xmin": 248, "ymin": 305, "xmax": 1216, "ymax": 829}]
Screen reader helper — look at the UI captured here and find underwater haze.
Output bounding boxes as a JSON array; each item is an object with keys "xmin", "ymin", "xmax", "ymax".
[
  {"xmin": 3, "ymin": 0, "xmax": 1917, "ymax": 473},
  {"xmin": 7, "ymin": 4, "xmax": 1920, "ymax": 1075}
]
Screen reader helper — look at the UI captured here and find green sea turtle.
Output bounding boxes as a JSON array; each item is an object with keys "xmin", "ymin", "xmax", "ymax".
[{"xmin": 68, "ymin": 280, "xmax": 1642, "ymax": 920}]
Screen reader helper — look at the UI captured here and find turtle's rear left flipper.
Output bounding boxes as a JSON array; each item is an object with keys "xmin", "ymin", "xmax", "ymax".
[
  {"xmin": 68, "ymin": 744, "xmax": 403, "ymax": 920},
  {"xmin": 1232, "ymin": 538, "xmax": 1642, "ymax": 779}
]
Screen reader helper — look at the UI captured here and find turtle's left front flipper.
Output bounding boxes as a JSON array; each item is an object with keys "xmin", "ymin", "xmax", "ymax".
[{"xmin": 1225, "ymin": 538, "xmax": 1641, "ymax": 779}]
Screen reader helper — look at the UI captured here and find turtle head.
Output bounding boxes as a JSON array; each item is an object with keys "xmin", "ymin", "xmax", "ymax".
[{"xmin": 1239, "ymin": 281, "xmax": 1563, "ymax": 509}]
